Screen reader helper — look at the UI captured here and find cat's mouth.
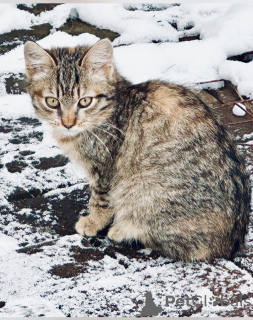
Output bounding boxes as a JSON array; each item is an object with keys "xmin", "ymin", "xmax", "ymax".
[{"xmin": 54, "ymin": 126, "xmax": 83, "ymax": 137}]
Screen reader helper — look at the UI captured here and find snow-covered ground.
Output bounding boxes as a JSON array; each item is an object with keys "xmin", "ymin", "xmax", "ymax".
[
  {"xmin": 0, "ymin": 3, "xmax": 253, "ymax": 317},
  {"xmin": 1, "ymin": 3, "xmax": 253, "ymax": 95}
]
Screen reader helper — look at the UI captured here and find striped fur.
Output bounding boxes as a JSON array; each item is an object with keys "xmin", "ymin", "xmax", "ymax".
[{"xmin": 24, "ymin": 39, "xmax": 250, "ymax": 262}]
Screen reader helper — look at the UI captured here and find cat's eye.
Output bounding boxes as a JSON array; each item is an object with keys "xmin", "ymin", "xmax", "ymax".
[
  {"xmin": 78, "ymin": 97, "xmax": 93, "ymax": 108},
  {"xmin": 46, "ymin": 97, "xmax": 60, "ymax": 109}
]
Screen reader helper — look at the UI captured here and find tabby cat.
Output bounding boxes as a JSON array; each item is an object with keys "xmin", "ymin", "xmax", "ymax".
[{"xmin": 24, "ymin": 38, "xmax": 250, "ymax": 262}]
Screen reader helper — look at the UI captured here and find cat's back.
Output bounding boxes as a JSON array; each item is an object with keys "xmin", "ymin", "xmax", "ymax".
[
  {"xmin": 115, "ymin": 79, "xmax": 250, "ymax": 210},
  {"xmin": 112, "ymin": 80, "xmax": 249, "ymax": 260},
  {"xmin": 124, "ymin": 80, "xmax": 219, "ymax": 137},
  {"xmin": 117, "ymin": 80, "xmax": 231, "ymax": 171}
]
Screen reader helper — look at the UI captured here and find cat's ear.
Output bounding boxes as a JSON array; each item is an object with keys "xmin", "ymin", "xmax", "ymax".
[
  {"xmin": 24, "ymin": 41, "xmax": 56, "ymax": 79},
  {"xmin": 81, "ymin": 39, "xmax": 114, "ymax": 80}
]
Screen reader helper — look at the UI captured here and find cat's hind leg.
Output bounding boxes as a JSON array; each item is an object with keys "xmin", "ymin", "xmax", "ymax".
[{"xmin": 107, "ymin": 219, "xmax": 147, "ymax": 243}]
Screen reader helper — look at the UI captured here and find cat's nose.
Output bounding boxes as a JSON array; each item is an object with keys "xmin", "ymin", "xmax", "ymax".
[
  {"xmin": 61, "ymin": 116, "xmax": 76, "ymax": 129},
  {"xmin": 63, "ymin": 123, "xmax": 75, "ymax": 129}
]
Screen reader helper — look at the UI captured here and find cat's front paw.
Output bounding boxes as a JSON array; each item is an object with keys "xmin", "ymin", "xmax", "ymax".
[{"xmin": 75, "ymin": 216, "xmax": 100, "ymax": 236}]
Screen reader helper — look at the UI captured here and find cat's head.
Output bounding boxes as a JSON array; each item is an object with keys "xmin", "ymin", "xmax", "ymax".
[{"xmin": 24, "ymin": 39, "xmax": 119, "ymax": 138}]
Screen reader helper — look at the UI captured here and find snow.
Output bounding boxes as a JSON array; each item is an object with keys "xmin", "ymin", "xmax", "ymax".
[
  {"xmin": 232, "ymin": 103, "xmax": 246, "ymax": 117},
  {"xmin": 0, "ymin": 32, "xmax": 226, "ymax": 89},
  {"xmin": 0, "ymin": 297, "xmax": 65, "ymax": 317},
  {"xmin": 37, "ymin": 3, "xmax": 180, "ymax": 44},
  {"xmin": 114, "ymin": 40, "xmax": 226, "ymax": 87},
  {"xmin": 1, "ymin": 237, "xmax": 253, "ymax": 317},
  {"xmin": 219, "ymin": 60, "xmax": 253, "ymax": 98},
  {"xmin": 38, "ymin": 3, "xmax": 253, "ymax": 96},
  {"xmin": 0, "ymin": 4, "xmax": 252, "ymax": 95},
  {"xmin": 0, "ymin": 233, "xmax": 19, "ymax": 256},
  {"xmin": 198, "ymin": 4, "xmax": 253, "ymax": 57},
  {"xmin": 0, "ymin": 32, "xmax": 99, "ymax": 74},
  {"xmin": 0, "ymin": 3, "xmax": 252, "ymax": 318},
  {"xmin": 0, "ymin": 94, "xmax": 34, "ymax": 118},
  {"xmin": 0, "ymin": 4, "xmax": 34, "ymax": 34}
]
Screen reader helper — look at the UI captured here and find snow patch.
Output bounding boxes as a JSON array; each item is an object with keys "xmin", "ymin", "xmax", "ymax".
[
  {"xmin": 0, "ymin": 4, "xmax": 35, "ymax": 34},
  {"xmin": 232, "ymin": 103, "xmax": 246, "ymax": 117},
  {"xmin": 0, "ymin": 233, "xmax": 19, "ymax": 256},
  {"xmin": 219, "ymin": 60, "xmax": 253, "ymax": 98},
  {"xmin": 0, "ymin": 297, "xmax": 64, "ymax": 317}
]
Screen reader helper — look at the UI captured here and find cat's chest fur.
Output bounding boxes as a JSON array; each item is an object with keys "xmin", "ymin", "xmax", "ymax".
[{"xmin": 55, "ymin": 128, "xmax": 120, "ymax": 186}]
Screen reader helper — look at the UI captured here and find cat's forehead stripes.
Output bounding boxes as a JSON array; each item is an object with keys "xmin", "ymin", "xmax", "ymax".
[
  {"xmin": 57, "ymin": 49, "xmax": 80, "ymax": 95},
  {"xmin": 68, "ymin": 47, "xmax": 76, "ymax": 53}
]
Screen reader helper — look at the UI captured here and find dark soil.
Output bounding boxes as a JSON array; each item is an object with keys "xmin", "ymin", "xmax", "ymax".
[
  {"xmin": 7, "ymin": 184, "xmax": 90, "ymax": 236},
  {"xmin": 17, "ymin": 3, "xmax": 62, "ymax": 16},
  {"xmin": 17, "ymin": 240, "xmax": 57, "ymax": 254},
  {"xmin": 179, "ymin": 34, "xmax": 200, "ymax": 42},
  {"xmin": 0, "ymin": 302, "xmax": 6, "ymax": 309},
  {"xmin": 228, "ymin": 51, "xmax": 253, "ymax": 63},
  {"xmin": 5, "ymin": 160, "xmax": 28, "ymax": 173},
  {"xmin": 58, "ymin": 18, "xmax": 120, "ymax": 42},
  {"xmin": 5, "ymin": 74, "xmax": 26, "ymax": 95},
  {"xmin": 32, "ymin": 155, "xmax": 69, "ymax": 170},
  {"xmin": 50, "ymin": 263, "xmax": 86, "ymax": 278},
  {"xmin": 0, "ymin": 24, "xmax": 51, "ymax": 56},
  {"xmin": 71, "ymin": 246, "xmax": 105, "ymax": 264}
]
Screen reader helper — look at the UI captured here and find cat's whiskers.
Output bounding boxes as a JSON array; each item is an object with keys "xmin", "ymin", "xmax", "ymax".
[
  {"xmin": 79, "ymin": 120, "xmax": 124, "ymax": 142},
  {"xmin": 82, "ymin": 130, "xmax": 93, "ymax": 146},
  {"xmin": 102, "ymin": 123, "xmax": 125, "ymax": 137},
  {"xmin": 48, "ymin": 118, "xmax": 61, "ymax": 126},
  {"xmin": 84, "ymin": 129, "xmax": 113, "ymax": 159},
  {"xmin": 50, "ymin": 121, "xmax": 60, "ymax": 127},
  {"xmin": 93, "ymin": 126, "xmax": 123, "ymax": 142}
]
